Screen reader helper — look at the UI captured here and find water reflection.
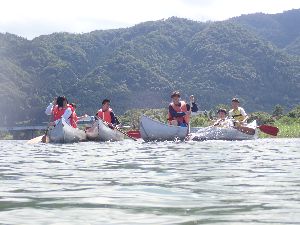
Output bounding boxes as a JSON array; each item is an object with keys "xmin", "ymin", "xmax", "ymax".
[{"xmin": 0, "ymin": 139, "xmax": 300, "ymax": 224}]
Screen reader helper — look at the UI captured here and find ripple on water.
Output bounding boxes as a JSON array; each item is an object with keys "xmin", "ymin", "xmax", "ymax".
[{"xmin": 0, "ymin": 139, "xmax": 300, "ymax": 224}]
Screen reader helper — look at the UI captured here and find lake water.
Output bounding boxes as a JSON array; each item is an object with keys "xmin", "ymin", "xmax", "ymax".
[{"xmin": 0, "ymin": 139, "xmax": 300, "ymax": 225}]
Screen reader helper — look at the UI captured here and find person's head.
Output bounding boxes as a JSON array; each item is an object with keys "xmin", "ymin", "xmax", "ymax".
[
  {"xmin": 102, "ymin": 99, "xmax": 110, "ymax": 111},
  {"xmin": 70, "ymin": 103, "xmax": 76, "ymax": 110},
  {"xmin": 171, "ymin": 91, "xmax": 180, "ymax": 104},
  {"xmin": 56, "ymin": 96, "xmax": 65, "ymax": 108},
  {"xmin": 217, "ymin": 108, "xmax": 227, "ymax": 119},
  {"xmin": 231, "ymin": 98, "xmax": 240, "ymax": 109}
]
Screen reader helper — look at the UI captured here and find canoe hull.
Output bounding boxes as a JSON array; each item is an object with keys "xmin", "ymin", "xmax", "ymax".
[
  {"xmin": 48, "ymin": 119, "xmax": 87, "ymax": 143},
  {"xmin": 190, "ymin": 121, "xmax": 258, "ymax": 141},
  {"xmin": 86, "ymin": 120, "xmax": 124, "ymax": 142},
  {"xmin": 140, "ymin": 115, "xmax": 188, "ymax": 141}
]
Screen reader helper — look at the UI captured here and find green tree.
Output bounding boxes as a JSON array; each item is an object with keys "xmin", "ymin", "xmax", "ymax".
[{"xmin": 272, "ymin": 104, "xmax": 284, "ymax": 117}]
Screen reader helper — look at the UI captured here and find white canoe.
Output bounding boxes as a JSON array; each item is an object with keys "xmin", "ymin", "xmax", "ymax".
[
  {"xmin": 86, "ymin": 119, "xmax": 124, "ymax": 142},
  {"xmin": 48, "ymin": 118, "xmax": 87, "ymax": 143},
  {"xmin": 190, "ymin": 120, "xmax": 258, "ymax": 141},
  {"xmin": 140, "ymin": 115, "xmax": 189, "ymax": 141}
]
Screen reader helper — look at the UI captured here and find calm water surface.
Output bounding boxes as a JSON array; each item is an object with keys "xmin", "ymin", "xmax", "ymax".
[{"xmin": 0, "ymin": 139, "xmax": 300, "ymax": 225}]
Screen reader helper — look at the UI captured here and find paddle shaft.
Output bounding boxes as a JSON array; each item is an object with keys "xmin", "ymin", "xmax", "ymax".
[
  {"xmin": 41, "ymin": 112, "xmax": 55, "ymax": 143},
  {"xmin": 114, "ymin": 126, "xmax": 138, "ymax": 141},
  {"xmin": 95, "ymin": 116, "xmax": 137, "ymax": 141}
]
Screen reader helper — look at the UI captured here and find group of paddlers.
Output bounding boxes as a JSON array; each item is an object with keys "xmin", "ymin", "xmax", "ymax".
[
  {"xmin": 45, "ymin": 96, "xmax": 119, "ymax": 129},
  {"xmin": 167, "ymin": 91, "xmax": 248, "ymax": 128},
  {"xmin": 45, "ymin": 91, "xmax": 249, "ymax": 129}
]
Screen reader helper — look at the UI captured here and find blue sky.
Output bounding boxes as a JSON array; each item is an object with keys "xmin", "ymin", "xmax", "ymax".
[{"xmin": 0, "ymin": 0, "xmax": 300, "ymax": 39}]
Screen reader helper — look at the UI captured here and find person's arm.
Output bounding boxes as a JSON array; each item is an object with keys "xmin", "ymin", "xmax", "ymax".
[
  {"xmin": 110, "ymin": 112, "xmax": 120, "ymax": 125},
  {"xmin": 169, "ymin": 105, "xmax": 185, "ymax": 118},
  {"xmin": 191, "ymin": 103, "xmax": 198, "ymax": 112},
  {"xmin": 213, "ymin": 119, "xmax": 221, "ymax": 126},
  {"xmin": 240, "ymin": 108, "xmax": 249, "ymax": 122},
  {"xmin": 60, "ymin": 108, "xmax": 72, "ymax": 125},
  {"xmin": 45, "ymin": 103, "xmax": 54, "ymax": 115},
  {"xmin": 228, "ymin": 110, "xmax": 233, "ymax": 119}
]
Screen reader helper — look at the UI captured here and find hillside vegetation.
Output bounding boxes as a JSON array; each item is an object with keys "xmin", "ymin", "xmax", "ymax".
[{"xmin": 1, "ymin": 10, "xmax": 300, "ymax": 126}]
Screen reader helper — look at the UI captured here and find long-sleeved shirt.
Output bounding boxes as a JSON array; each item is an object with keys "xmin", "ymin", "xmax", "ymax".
[
  {"xmin": 45, "ymin": 103, "xmax": 72, "ymax": 125},
  {"xmin": 95, "ymin": 111, "xmax": 120, "ymax": 125},
  {"xmin": 169, "ymin": 102, "xmax": 198, "ymax": 118}
]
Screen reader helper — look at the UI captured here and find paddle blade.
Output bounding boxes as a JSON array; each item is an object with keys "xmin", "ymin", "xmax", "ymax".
[
  {"xmin": 27, "ymin": 135, "xmax": 43, "ymax": 144},
  {"xmin": 127, "ymin": 130, "xmax": 141, "ymax": 139},
  {"xmin": 258, "ymin": 125, "xmax": 279, "ymax": 136},
  {"xmin": 41, "ymin": 135, "xmax": 50, "ymax": 143}
]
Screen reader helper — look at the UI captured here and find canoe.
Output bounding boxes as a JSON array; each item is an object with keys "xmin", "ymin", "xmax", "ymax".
[
  {"xmin": 48, "ymin": 118, "xmax": 87, "ymax": 143},
  {"xmin": 86, "ymin": 119, "xmax": 124, "ymax": 142},
  {"xmin": 189, "ymin": 120, "xmax": 258, "ymax": 141},
  {"xmin": 139, "ymin": 115, "xmax": 189, "ymax": 141}
]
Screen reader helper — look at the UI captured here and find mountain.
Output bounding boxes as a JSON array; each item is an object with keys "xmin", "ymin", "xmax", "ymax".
[
  {"xmin": 232, "ymin": 9, "xmax": 300, "ymax": 54},
  {"xmin": 1, "ymin": 11, "xmax": 300, "ymax": 126}
]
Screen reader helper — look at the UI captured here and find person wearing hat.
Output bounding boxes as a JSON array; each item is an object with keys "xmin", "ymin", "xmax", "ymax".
[
  {"xmin": 228, "ymin": 98, "xmax": 248, "ymax": 125},
  {"xmin": 213, "ymin": 108, "xmax": 232, "ymax": 127},
  {"xmin": 168, "ymin": 91, "xmax": 198, "ymax": 127}
]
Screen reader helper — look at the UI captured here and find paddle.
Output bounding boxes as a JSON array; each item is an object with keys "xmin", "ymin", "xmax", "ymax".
[
  {"xmin": 127, "ymin": 130, "xmax": 141, "ymax": 139},
  {"xmin": 27, "ymin": 134, "xmax": 44, "ymax": 144},
  {"xmin": 114, "ymin": 126, "xmax": 138, "ymax": 141},
  {"xmin": 27, "ymin": 124, "xmax": 51, "ymax": 144},
  {"xmin": 187, "ymin": 95, "xmax": 194, "ymax": 134},
  {"xmin": 41, "ymin": 127, "xmax": 51, "ymax": 143},
  {"xmin": 96, "ymin": 116, "xmax": 138, "ymax": 141},
  {"xmin": 258, "ymin": 124, "xmax": 279, "ymax": 136},
  {"xmin": 234, "ymin": 123, "xmax": 279, "ymax": 136}
]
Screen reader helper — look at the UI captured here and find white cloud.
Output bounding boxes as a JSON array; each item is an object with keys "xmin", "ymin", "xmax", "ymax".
[{"xmin": 0, "ymin": 0, "xmax": 299, "ymax": 39}]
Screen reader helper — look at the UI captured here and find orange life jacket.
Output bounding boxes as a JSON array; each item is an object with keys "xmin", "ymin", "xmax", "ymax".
[
  {"xmin": 97, "ymin": 108, "xmax": 113, "ymax": 124},
  {"xmin": 72, "ymin": 111, "xmax": 78, "ymax": 128},
  {"xmin": 168, "ymin": 101, "xmax": 190, "ymax": 124},
  {"xmin": 68, "ymin": 105, "xmax": 77, "ymax": 128},
  {"xmin": 52, "ymin": 105, "xmax": 66, "ymax": 121},
  {"xmin": 52, "ymin": 104, "xmax": 77, "ymax": 128}
]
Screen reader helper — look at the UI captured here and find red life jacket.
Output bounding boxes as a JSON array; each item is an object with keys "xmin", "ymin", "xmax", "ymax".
[
  {"xmin": 168, "ymin": 101, "xmax": 190, "ymax": 124},
  {"xmin": 68, "ymin": 105, "xmax": 77, "ymax": 128},
  {"xmin": 52, "ymin": 105, "xmax": 66, "ymax": 121},
  {"xmin": 97, "ymin": 108, "xmax": 113, "ymax": 124},
  {"xmin": 72, "ymin": 111, "xmax": 78, "ymax": 128},
  {"xmin": 52, "ymin": 104, "xmax": 77, "ymax": 128}
]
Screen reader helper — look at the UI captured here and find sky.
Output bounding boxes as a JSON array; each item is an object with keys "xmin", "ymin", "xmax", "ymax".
[{"xmin": 0, "ymin": 0, "xmax": 300, "ymax": 39}]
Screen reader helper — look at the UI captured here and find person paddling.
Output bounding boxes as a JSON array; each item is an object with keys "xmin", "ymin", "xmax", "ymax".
[
  {"xmin": 69, "ymin": 103, "xmax": 88, "ymax": 128},
  {"xmin": 45, "ymin": 96, "xmax": 76, "ymax": 127},
  {"xmin": 213, "ymin": 108, "xmax": 233, "ymax": 127},
  {"xmin": 168, "ymin": 91, "xmax": 198, "ymax": 127},
  {"xmin": 96, "ymin": 99, "xmax": 120, "ymax": 127},
  {"xmin": 229, "ymin": 98, "xmax": 249, "ymax": 126}
]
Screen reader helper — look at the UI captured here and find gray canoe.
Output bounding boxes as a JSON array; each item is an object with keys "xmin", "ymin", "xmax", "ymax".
[
  {"xmin": 86, "ymin": 119, "xmax": 124, "ymax": 142},
  {"xmin": 190, "ymin": 120, "xmax": 258, "ymax": 141},
  {"xmin": 139, "ymin": 115, "xmax": 189, "ymax": 141},
  {"xmin": 48, "ymin": 118, "xmax": 87, "ymax": 143}
]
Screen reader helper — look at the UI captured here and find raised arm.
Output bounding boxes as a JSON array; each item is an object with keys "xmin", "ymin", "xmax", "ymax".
[{"xmin": 45, "ymin": 103, "xmax": 54, "ymax": 115}]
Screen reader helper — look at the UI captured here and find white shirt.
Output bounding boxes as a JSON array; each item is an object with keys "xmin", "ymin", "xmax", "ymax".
[
  {"xmin": 229, "ymin": 107, "xmax": 247, "ymax": 118},
  {"xmin": 214, "ymin": 118, "xmax": 234, "ymax": 128},
  {"xmin": 45, "ymin": 103, "xmax": 72, "ymax": 125}
]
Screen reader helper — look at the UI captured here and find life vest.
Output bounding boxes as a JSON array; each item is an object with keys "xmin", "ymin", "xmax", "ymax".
[
  {"xmin": 68, "ymin": 105, "xmax": 77, "ymax": 128},
  {"xmin": 72, "ymin": 111, "xmax": 78, "ymax": 128},
  {"xmin": 97, "ymin": 108, "xmax": 113, "ymax": 124},
  {"xmin": 52, "ymin": 105, "xmax": 66, "ymax": 121},
  {"xmin": 52, "ymin": 104, "xmax": 77, "ymax": 128},
  {"xmin": 230, "ymin": 107, "xmax": 245, "ymax": 122},
  {"xmin": 168, "ymin": 101, "xmax": 190, "ymax": 125}
]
